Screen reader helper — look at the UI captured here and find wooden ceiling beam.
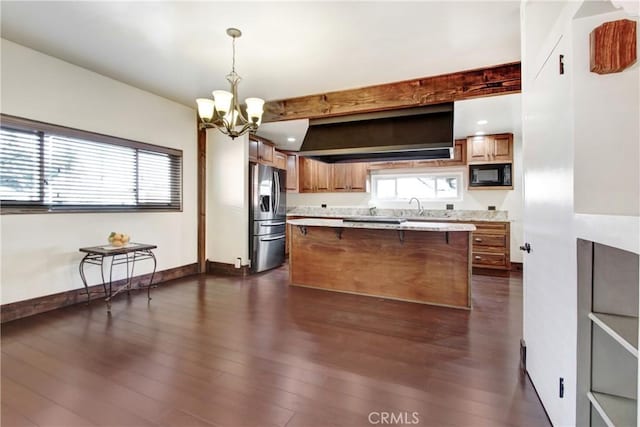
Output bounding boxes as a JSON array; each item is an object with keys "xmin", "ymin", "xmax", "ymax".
[{"xmin": 263, "ymin": 62, "xmax": 521, "ymax": 122}]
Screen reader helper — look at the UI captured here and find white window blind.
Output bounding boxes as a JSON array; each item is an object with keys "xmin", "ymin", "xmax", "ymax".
[
  {"xmin": 0, "ymin": 115, "xmax": 182, "ymax": 212},
  {"xmin": 0, "ymin": 128, "xmax": 42, "ymax": 203}
]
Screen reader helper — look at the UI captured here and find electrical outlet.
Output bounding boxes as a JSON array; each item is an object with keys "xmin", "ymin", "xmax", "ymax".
[
  {"xmin": 559, "ymin": 377, "xmax": 564, "ymax": 398},
  {"xmin": 446, "ymin": 204, "xmax": 454, "ymax": 210},
  {"xmin": 321, "ymin": 204, "xmax": 327, "ymax": 208},
  {"xmin": 488, "ymin": 205, "xmax": 496, "ymax": 211}
]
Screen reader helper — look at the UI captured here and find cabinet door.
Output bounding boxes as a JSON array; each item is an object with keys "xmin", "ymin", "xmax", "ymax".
[
  {"xmin": 274, "ymin": 151, "xmax": 287, "ymax": 170},
  {"xmin": 492, "ymin": 134, "xmax": 513, "ymax": 162},
  {"xmin": 315, "ymin": 161, "xmax": 332, "ymax": 192},
  {"xmin": 467, "ymin": 136, "xmax": 490, "ymax": 163},
  {"xmin": 298, "ymin": 157, "xmax": 315, "ymax": 192},
  {"xmin": 259, "ymin": 142, "xmax": 274, "ymax": 164},
  {"xmin": 331, "ymin": 164, "xmax": 350, "ymax": 191},
  {"xmin": 248, "ymin": 139, "xmax": 259, "ymax": 162},
  {"xmin": 286, "ymin": 154, "xmax": 298, "ymax": 192},
  {"xmin": 349, "ymin": 163, "xmax": 368, "ymax": 191}
]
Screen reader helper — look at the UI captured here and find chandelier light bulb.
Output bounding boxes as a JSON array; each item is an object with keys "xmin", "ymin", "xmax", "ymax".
[
  {"xmin": 245, "ymin": 97, "xmax": 265, "ymax": 122},
  {"xmin": 212, "ymin": 90, "xmax": 233, "ymax": 116},
  {"xmin": 196, "ymin": 98, "xmax": 215, "ymax": 122}
]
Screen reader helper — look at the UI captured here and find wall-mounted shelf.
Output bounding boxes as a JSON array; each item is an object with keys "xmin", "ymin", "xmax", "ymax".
[
  {"xmin": 577, "ymin": 239, "xmax": 639, "ymax": 426},
  {"xmin": 589, "ymin": 312, "xmax": 638, "ymax": 357},
  {"xmin": 588, "ymin": 391, "xmax": 637, "ymax": 427}
]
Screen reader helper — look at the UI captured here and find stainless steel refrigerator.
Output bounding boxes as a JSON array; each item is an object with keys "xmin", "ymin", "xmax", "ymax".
[{"xmin": 249, "ymin": 163, "xmax": 286, "ymax": 273}]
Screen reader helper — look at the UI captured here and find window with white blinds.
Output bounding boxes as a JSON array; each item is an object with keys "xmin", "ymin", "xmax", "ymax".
[{"xmin": 0, "ymin": 115, "xmax": 182, "ymax": 212}]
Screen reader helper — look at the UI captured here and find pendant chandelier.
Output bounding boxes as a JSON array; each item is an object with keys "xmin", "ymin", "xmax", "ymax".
[{"xmin": 196, "ymin": 28, "xmax": 264, "ymax": 139}]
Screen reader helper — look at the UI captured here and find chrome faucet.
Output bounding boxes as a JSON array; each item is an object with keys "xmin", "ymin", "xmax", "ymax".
[
  {"xmin": 369, "ymin": 206, "xmax": 377, "ymax": 216},
  {"xmin": 409, "ymin": 197, "xmax": 424, "ymax": 216}
]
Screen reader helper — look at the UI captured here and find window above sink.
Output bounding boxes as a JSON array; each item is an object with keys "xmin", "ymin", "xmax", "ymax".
[{"xmin": 370, "ymin": 170, "xmax": 463, "ymax": 203}]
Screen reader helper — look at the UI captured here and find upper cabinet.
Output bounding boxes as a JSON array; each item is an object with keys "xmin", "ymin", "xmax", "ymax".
[
  {"xmin": 259, "ymin": 141, "xmax": 275, "ymax": 164},
  {"xmin": 299, "ymin": 157, "xmax": 331, "ymax": 192},
  {"xmin": 248, "ymin": 138, "xmax": 259, "ymax": 162},
  {"xmin": 285, "ymin": 154, "xmax": 298, "ymax": 192},
  {"xmin": 274, "ymin": 151, "xmax": 287, "ymax": 170},
  {"xmin": 296, "ymin": 158, "xmax": 366, "ymax": 193},
  {"xmin": 249, "ymin": 136, "xmax": 286, "ymax": 170},
  {"xmin": 332, "ymin": 163, "xmax": 367, "ymax": 192},
  {"xmin": 467, "ymin": 133, "xmax": 513, "ymax": 164}
]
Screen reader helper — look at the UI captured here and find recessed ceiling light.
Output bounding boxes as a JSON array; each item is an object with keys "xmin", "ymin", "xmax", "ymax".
[
  {"xmin": 287, "ymin": 137, "xmax": 296, "ymax": 142},
  {"xmin": 477, "ymin": 120, "xmax": 488, "ymax": 125},
  {"xmin": 475, "ymin": 131, "xmax": 485, "ymax": 136}
]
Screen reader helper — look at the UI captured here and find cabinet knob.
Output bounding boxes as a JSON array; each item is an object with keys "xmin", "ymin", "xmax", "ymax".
[
  {"xmin": 474, "ymin": 256, "xmax": 482, "ymax": 260},
  {"xmin": 474, "ymin": 238, "xmax": 482, "ymax": 242}
]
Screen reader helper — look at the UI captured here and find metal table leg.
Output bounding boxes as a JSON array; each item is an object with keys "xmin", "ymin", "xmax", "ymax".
[
  {"xmin": 147, "ymin": 250, "xmax": 157, "ymax": 301},
  {"xmin": 79, "ymin": 254, "xmax": 91, "ymax": 304}
]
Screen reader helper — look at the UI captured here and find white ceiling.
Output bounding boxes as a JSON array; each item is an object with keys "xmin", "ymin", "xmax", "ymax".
[
  {"xmin": 453, "ymin": 93, "xmax": 522, "ymax": 140},
  {"xmin": 0, "ymin": 1, "xmax": 521, "ymax": 108}
]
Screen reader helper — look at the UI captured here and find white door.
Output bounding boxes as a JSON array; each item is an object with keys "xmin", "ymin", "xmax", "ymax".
[{"xmin": 522, "ymin": 34, "xmax": 576, "ymax": 426}]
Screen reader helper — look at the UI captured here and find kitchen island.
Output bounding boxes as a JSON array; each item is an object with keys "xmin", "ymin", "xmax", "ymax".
[{"xmin": 287, "ymin": 218, "xmax": 476, "ymax": 309}]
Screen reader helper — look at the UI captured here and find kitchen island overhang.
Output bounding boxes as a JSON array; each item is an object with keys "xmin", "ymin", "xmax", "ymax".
[{"xmin": 287, "ymin": 218, "xmax": 476, "ymax": 310}]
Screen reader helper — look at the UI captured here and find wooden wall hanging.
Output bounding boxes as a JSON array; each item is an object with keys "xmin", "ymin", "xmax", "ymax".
[{"xmin": 590, "ymin": 19, "xmax": 637, "ymax": 74}]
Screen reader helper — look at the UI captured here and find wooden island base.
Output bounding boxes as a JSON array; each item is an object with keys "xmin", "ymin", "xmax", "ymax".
[{"xmin": 289, "ymin": 225, "xmax": 472, "ymax": 309}]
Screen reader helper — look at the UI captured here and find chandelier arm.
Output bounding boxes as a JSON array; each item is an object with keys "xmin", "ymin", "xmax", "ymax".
[{"xmin": 236, "ymin": 122, "xmax": 256, "ymax": 136}]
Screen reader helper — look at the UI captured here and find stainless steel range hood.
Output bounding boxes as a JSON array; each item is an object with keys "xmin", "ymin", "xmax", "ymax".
[{"xmin": 298, "ymin": 103, "xmax": 454, "ymax": 163}]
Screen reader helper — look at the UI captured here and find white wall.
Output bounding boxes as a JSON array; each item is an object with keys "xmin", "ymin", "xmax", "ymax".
[
  {"xmin": 0, "ymin": 39, "xmax": 197, "ymax": 305},
  {"xmin": 287, "ymin": 135, "xmax": 524, "ymax": 263},
  {"xmin": 205, "ymin": 131, "xmax": 249, "ymax": 266},
  {"xmin": 573, "ymin": 11, "xmax": 639, "ymax": 216},
  {"xmin": 521, "ymin": 2, "xmax": 640, "ymax": 425}
]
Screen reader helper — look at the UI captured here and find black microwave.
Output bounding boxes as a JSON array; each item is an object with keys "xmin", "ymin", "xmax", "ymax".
[{"xmin": 469, "ymin": 163, "xmax": 512, "ymax": 187}]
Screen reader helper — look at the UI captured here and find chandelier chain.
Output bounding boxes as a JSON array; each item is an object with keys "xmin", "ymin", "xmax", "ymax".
[{"xmin": 231, "ymin": 35, "xmax": 236, "ymax": 74}]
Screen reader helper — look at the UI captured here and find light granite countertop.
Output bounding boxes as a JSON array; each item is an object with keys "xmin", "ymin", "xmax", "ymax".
[
  {"xmin": 286, "ymin": 206, "xmax": 508, "ymax": 222},
  {"xmin": 287, "ymin": 218, "xmax": 476, "ymax": 232}
]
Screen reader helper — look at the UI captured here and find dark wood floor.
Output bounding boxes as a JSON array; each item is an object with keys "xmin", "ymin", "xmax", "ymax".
[{"xmin": 1, "ymin": 266, "xmax": 550, "ymax": 427}]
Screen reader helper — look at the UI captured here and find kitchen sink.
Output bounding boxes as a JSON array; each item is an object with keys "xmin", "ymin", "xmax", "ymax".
[{"xmin": 343, "ymin": 217, "xmax": 407, "ymax": 224}]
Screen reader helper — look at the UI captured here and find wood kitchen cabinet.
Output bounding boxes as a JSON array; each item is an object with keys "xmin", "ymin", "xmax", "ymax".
[
  {"xmin": 248, "ymin": 138, "xmax": 259, "ymax": 162},
  {"xmin": 299, "ymin": 157, "xmax": 331, "ymax": 192},
  {"xmin": 258, "ymin": 141, "xmax": 275, "ymax": 164},
  {"xmin": 285, "ymin": 154, "xmax": 298, "ymax": 192},
  {"xmin": 412, "ymin": 139, "xmax": 467, "ymax": 168},
  {"xmin": 274, "ymin": 150, "xmax": 287, "ymax": 170},
  {"xmin": 470, "ymin": 221, "xmax": 511, "ymax": 275},
  {"xmin": 331, "ymin": 162, "xmax": 367, "ymax": 192},
  {"xmin": 467, "ymin": 133, "xmax": 513, "ymax": 164},
  {"xmin": 249, "ymin": 136, "xmax": 286, "ymax": 170}
]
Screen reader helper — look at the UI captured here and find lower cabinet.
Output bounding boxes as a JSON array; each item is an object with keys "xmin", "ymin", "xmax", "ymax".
[{"xmin": 471, "ymin": 222, "xmax": 511, "ymax": 273}]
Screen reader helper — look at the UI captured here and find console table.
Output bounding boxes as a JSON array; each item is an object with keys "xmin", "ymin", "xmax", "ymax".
[{"xmin": 79, "ymin": 243, "xmax": 157, "ymax": 311}]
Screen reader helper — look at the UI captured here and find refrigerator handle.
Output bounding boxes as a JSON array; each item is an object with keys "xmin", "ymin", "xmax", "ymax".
[{"xmin": 273, "ymin": 170, "xmax": 280, "ymax": 216}]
